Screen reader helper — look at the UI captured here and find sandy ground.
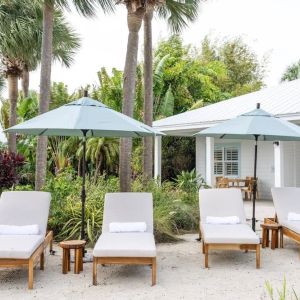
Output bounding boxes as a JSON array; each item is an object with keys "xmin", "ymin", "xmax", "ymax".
[{"xmin": 1, "ymin": 200, "xmax": 300, "ymax": 300}]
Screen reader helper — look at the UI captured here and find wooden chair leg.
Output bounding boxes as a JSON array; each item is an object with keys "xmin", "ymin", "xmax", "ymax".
[
  {"xmin": 40, "ymin": 251, "xmax": 44, "ymax": 270},
  {"xmin": 93, "ymin": 258, "xmax": 97, "ymax": 286},
  {"xmin": 262, "ymin": 228, "xmax": 266, "ymax": 248},
  {"xmin": 204, "ymin": 244, "xmax": 209, "ymax": 268},
  {"xmin": 280, "ymin": 229, "xmax": 283, "ymax": 248},
  {"xmin": 79, "ymin": 248, "xmax": 83, "ymax": 271},
  {"xmin": 62, "ymin": 249, "xmax": 68, "ymax": 274},
  {"xmin": 74, "ymin": 248, "xmax": 80, "ymax": 274},
  {"xmin": 28, "ymin": 259, "xmax": 34, "ymax": 289},
  {"xmin": 271, "ymin": 229, "xmax": 277, "ymax": 250},
  {"xmin": 67, "ymin": 250, "xmax": 71, "ymax": 272},
  {"xmin": 202, "ymin": 241, "xmax": 205, "ymax": 254},
  {"xmin": 151, "ymin": 257, "xmax": 157, "ymax": 286},
  {"xmin": 256, "ymin": 244, "xmax": 260, "ymax": 269},
  {"xmin": 266, "ymin": 229, "xmax": 269, "ymax": 247}
]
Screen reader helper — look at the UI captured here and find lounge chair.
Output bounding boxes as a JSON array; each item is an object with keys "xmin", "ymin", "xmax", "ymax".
[
  {"xmin": 93, "ymin": 193, "xmax": 156, "ymax": 286},
  {"xmin": 0, "ymin": 191, "xmax": 52, "ymax": 289},
  {"xmin": 199, "ymin": 188, "xmax": 260, "ymax": 268},
  {"xmin": 271, "ymin": 187, "xmax": 300, "ymax": 247}
]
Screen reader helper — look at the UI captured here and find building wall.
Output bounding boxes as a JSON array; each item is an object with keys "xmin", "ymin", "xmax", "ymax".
[
  {"xmin": 282, "ymin": 141, "xmax": 300, "ymax": 187},
  {"xmin": 196, "ymin": 138, "xmax": 279, "ymax": 199},
  {"xmin": 196, "ymin": 139, "xmax": 300, "ymax": 199}
]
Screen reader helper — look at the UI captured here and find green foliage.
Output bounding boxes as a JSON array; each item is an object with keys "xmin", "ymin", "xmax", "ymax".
[
  {"xmin": 265, "ymin": 278, "xmax": 299, "ymax": 300},
  {"xmin": 281, "ymin": 60, "xmax": 300, "ymax": 82},
  {"xmin": 175, "ymin": 169, "xmax": 208, "ymax": 193}
]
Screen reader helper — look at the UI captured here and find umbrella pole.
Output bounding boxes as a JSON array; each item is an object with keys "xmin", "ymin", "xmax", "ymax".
[
  {"xmin": 81, "ymin": 131, "xmax": 87, "ymax": 241},
  {"xmin": 252, "ymin": 135, "xmax": 259, "ymax": 231}
]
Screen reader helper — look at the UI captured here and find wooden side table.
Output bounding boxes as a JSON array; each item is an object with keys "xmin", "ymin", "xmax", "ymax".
[
  {"xmin": 260, "ymin": 223, "xmax": 283, "ymax": 250},
  {"xmin": 59, "ymin": 240, "xmax": 86, "ymax": 274}
]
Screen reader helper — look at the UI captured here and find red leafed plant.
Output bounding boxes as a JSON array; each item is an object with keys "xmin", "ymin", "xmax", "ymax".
[{"xmin": 0, "ymin": 151, "xmax": 25, "ymax": 191}]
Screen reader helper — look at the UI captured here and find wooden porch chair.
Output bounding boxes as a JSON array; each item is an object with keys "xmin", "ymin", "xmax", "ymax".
[
  {"xmin": 216, "ymin": 177, "xmax": 229, "ymax": 188},
  {"xmin": 242, "ymin": 177, "xmax": 258, "ymax": 200}
]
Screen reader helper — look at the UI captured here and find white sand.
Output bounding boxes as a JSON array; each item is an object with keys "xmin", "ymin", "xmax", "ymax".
[{"xmin": 1, "ymin": 200, "xmax": 300, "ymax": 300}]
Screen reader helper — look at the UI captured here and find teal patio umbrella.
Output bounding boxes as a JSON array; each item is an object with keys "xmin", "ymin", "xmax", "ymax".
[
  {"xmin": 6, "ymin": 94, "xmax": 163, "ymax": 240},
  {"xmin": 197, "ymin": 103, "xmax": 300, "ymax": 231}
]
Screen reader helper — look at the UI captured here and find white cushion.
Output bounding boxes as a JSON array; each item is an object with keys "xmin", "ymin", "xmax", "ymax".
[
  {"xmin": 93, "ymin": 233, "xmax": 156, "ymax": 257},
  {"xmin": 201, "ymin": 223, "xmax": 260, "ymax": 244},
  {"xmin": 199, "ymin": 189, "xmax": 247, "ymax": 224},
  {"xmin": 102, "ymin": 193, "xmax": 153, "ymax": 234},
  {"xmin": 0, "ymin": 192, "xmax": 51, "ymax": 236},
  {"xmin": 281, "ymin": 220, "xmax": 300, "ymax": 234},
  {"xmin": 109, "ymin": 222, "xmax": 147, "ymax": 233},
  {"xmin": 0, "ymin": 235, "xmax": 44, "ymax": 259},
  {"xmin": 206, "ymin": 216, "xmax": 240, "ymax": 225},
  {"xmin": 0, "ymin": 224, "xmax": 39, "ymax": 235},
  {"xmin": 287, "ymin": 212, "xmax": 300, "ymax": 221},
  {"xmin": 271, "ymin": 188, "xmax": 300, "ymax": 224}
]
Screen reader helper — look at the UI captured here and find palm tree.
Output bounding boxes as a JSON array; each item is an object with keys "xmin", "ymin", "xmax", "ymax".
[
  {"xmin": 35, "ymin": 0, "xmax": 115, "ymax": 191},
  {"xmin": 80, "ymin": 137, "xmax": 119, "ymax": 177},
  {"xmin": 143, "ymin": 0, "xmax": 200, "ymax": 179},
  {"xmin": 119, "ymin": 0, "xmax": 147, "ymax": 192},
  {"xmin": 0, "ymin": 0, "xmax": 80, "ymax": 153}
]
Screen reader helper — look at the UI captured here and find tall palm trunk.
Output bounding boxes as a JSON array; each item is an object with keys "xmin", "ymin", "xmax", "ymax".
[
  {"xmin": 21, "ymin": 65, "xmax": 30, "ymax": 97},
  {"xmin": 143, "ymin": 7, "xmax": 154, "ymax": 179},
  {"xmin": 120, "ymin": 7, "xmax": 145, "ymax": 192},
  {"xmin": 35, "ymin": 1, "xmax": 54, "ymax": 191},
  {"xmin": 7, "ymin": 73, "xmax": 18, "ymax": 153}
]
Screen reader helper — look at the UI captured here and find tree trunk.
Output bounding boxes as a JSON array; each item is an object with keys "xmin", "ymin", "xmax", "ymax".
[
  {"xmin": 35, "ymin": 1, "xmax": 54, "ymax": 191},
  {"xmin": 7, "ymin": 74, "xmax": 18, "ymax": 153},
  {"xmin": 143, "ymin": 8, "xmax": 154, "ymax": 179},
  {"xmin": 119, "ymin": 7, "xmax": 145, "ymax": 192},
  {"xmin": 21, "ymin": 66, "xmax": 30, "ymax": 97}
]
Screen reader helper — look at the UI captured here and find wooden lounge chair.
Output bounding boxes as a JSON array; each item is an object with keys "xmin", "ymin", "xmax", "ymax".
[
  {"xmin": 0, "ymin": 191, "xmax": 52, "ymax": 289},
  {"xmin": 271, "ymin": 187, "xmax": 300, "ymax": 249},
  {"xmin": 93, "ymin": 193, "xmax": 157, "ymax": 286},
  {"xmin": 199, "ymin": 188, "xmax": 260, "ymax": 268}
]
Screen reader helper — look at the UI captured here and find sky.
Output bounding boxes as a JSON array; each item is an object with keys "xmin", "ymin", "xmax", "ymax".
[
  {"xmin": 27, "ymin": 0, "xmax": 300, "ymax": 94},
  {"xmin": 1, "ymin": 0, "xmax": 300, "ymax": 141}
]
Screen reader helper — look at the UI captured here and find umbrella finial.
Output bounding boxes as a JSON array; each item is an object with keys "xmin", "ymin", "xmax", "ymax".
[
  {"xmin": 84, "ymin": 90, "xmax": 88, "ymax": 97},
  {"xmin": 256, "ymin": 103, "xmax": 260, "ymax": 109}
]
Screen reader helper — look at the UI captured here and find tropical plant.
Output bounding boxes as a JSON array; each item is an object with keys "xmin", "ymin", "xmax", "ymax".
[
  {"xmin": 78, "ymin": 137, "xmax": 119, "ymax": 178},
  {"xmin": 0, "ymin": 151, "xmax": 25, "ymax": 192},
  {"xmin": 175, "ymin": 169, "xmax": 208, "ymax": 192},
  {"xmin": 35, "ymin": 0, "xmax": 115, "ymax": 191},
  {"xmin": 281, "ymin": 60, "xmax": 300, "ymax": 82},
  {"xmin": 143, "ymin": 0, "xmax": 201, "ymax": 179},
  {"xmin": 0, "ymin": 0, "xmax": 80, "ymax": 153}
]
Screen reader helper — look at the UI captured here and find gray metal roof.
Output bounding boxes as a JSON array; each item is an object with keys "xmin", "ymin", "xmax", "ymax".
[{"xmin": 153, "ymin": 79, "xmax": 300, "ymax": 136}]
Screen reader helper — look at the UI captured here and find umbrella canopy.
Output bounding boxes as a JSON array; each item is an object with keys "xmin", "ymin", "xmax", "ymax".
[
  {"xmin": 198, "ymin": 105, "xmax": 300, "ymax": 141},
  {"xmin": 7, "ymin": 97, "xmax": 163, "ymax": 137},
  {"xmin": 6, "ymin": 96, "xmax": 163, "ymax": 241},
  {"xmin": 197, "ymin": 103, "xmax": 300, "ymax": 231}
]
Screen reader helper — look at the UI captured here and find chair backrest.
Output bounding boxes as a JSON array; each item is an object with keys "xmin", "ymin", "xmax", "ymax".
[
  {"xmin": 199, "ymin": 188, "xmax": 246, "ymax": 223},
  {"xmin": 271, "ymin": 188, "xmax": 300, "ymax": 223},
  {"xmin": 0, "ymin": 191, "xmax": 51, "ymax": 236},
  {"xmin": 216, "ymin": 177, "xmax": 229, "ymax": 188},
  {"xmin": 102, "ymin": 193, "xmax": 153, "ymax": 234}
]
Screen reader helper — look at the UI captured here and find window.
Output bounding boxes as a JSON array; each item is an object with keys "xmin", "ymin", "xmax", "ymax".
[{"xmin": 214, "ymin": 145, "xmax": 240, "ymax": 176}]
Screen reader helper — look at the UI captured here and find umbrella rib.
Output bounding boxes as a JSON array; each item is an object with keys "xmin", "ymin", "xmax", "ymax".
[{"xmin": 39, "ymin": 129, "xmax": 48, "ymax": 136}]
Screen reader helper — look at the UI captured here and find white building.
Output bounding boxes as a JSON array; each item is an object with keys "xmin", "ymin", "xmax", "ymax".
[{"xmin": 153, "ymin": 79, "xmax": 300, "ymax": 199}]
